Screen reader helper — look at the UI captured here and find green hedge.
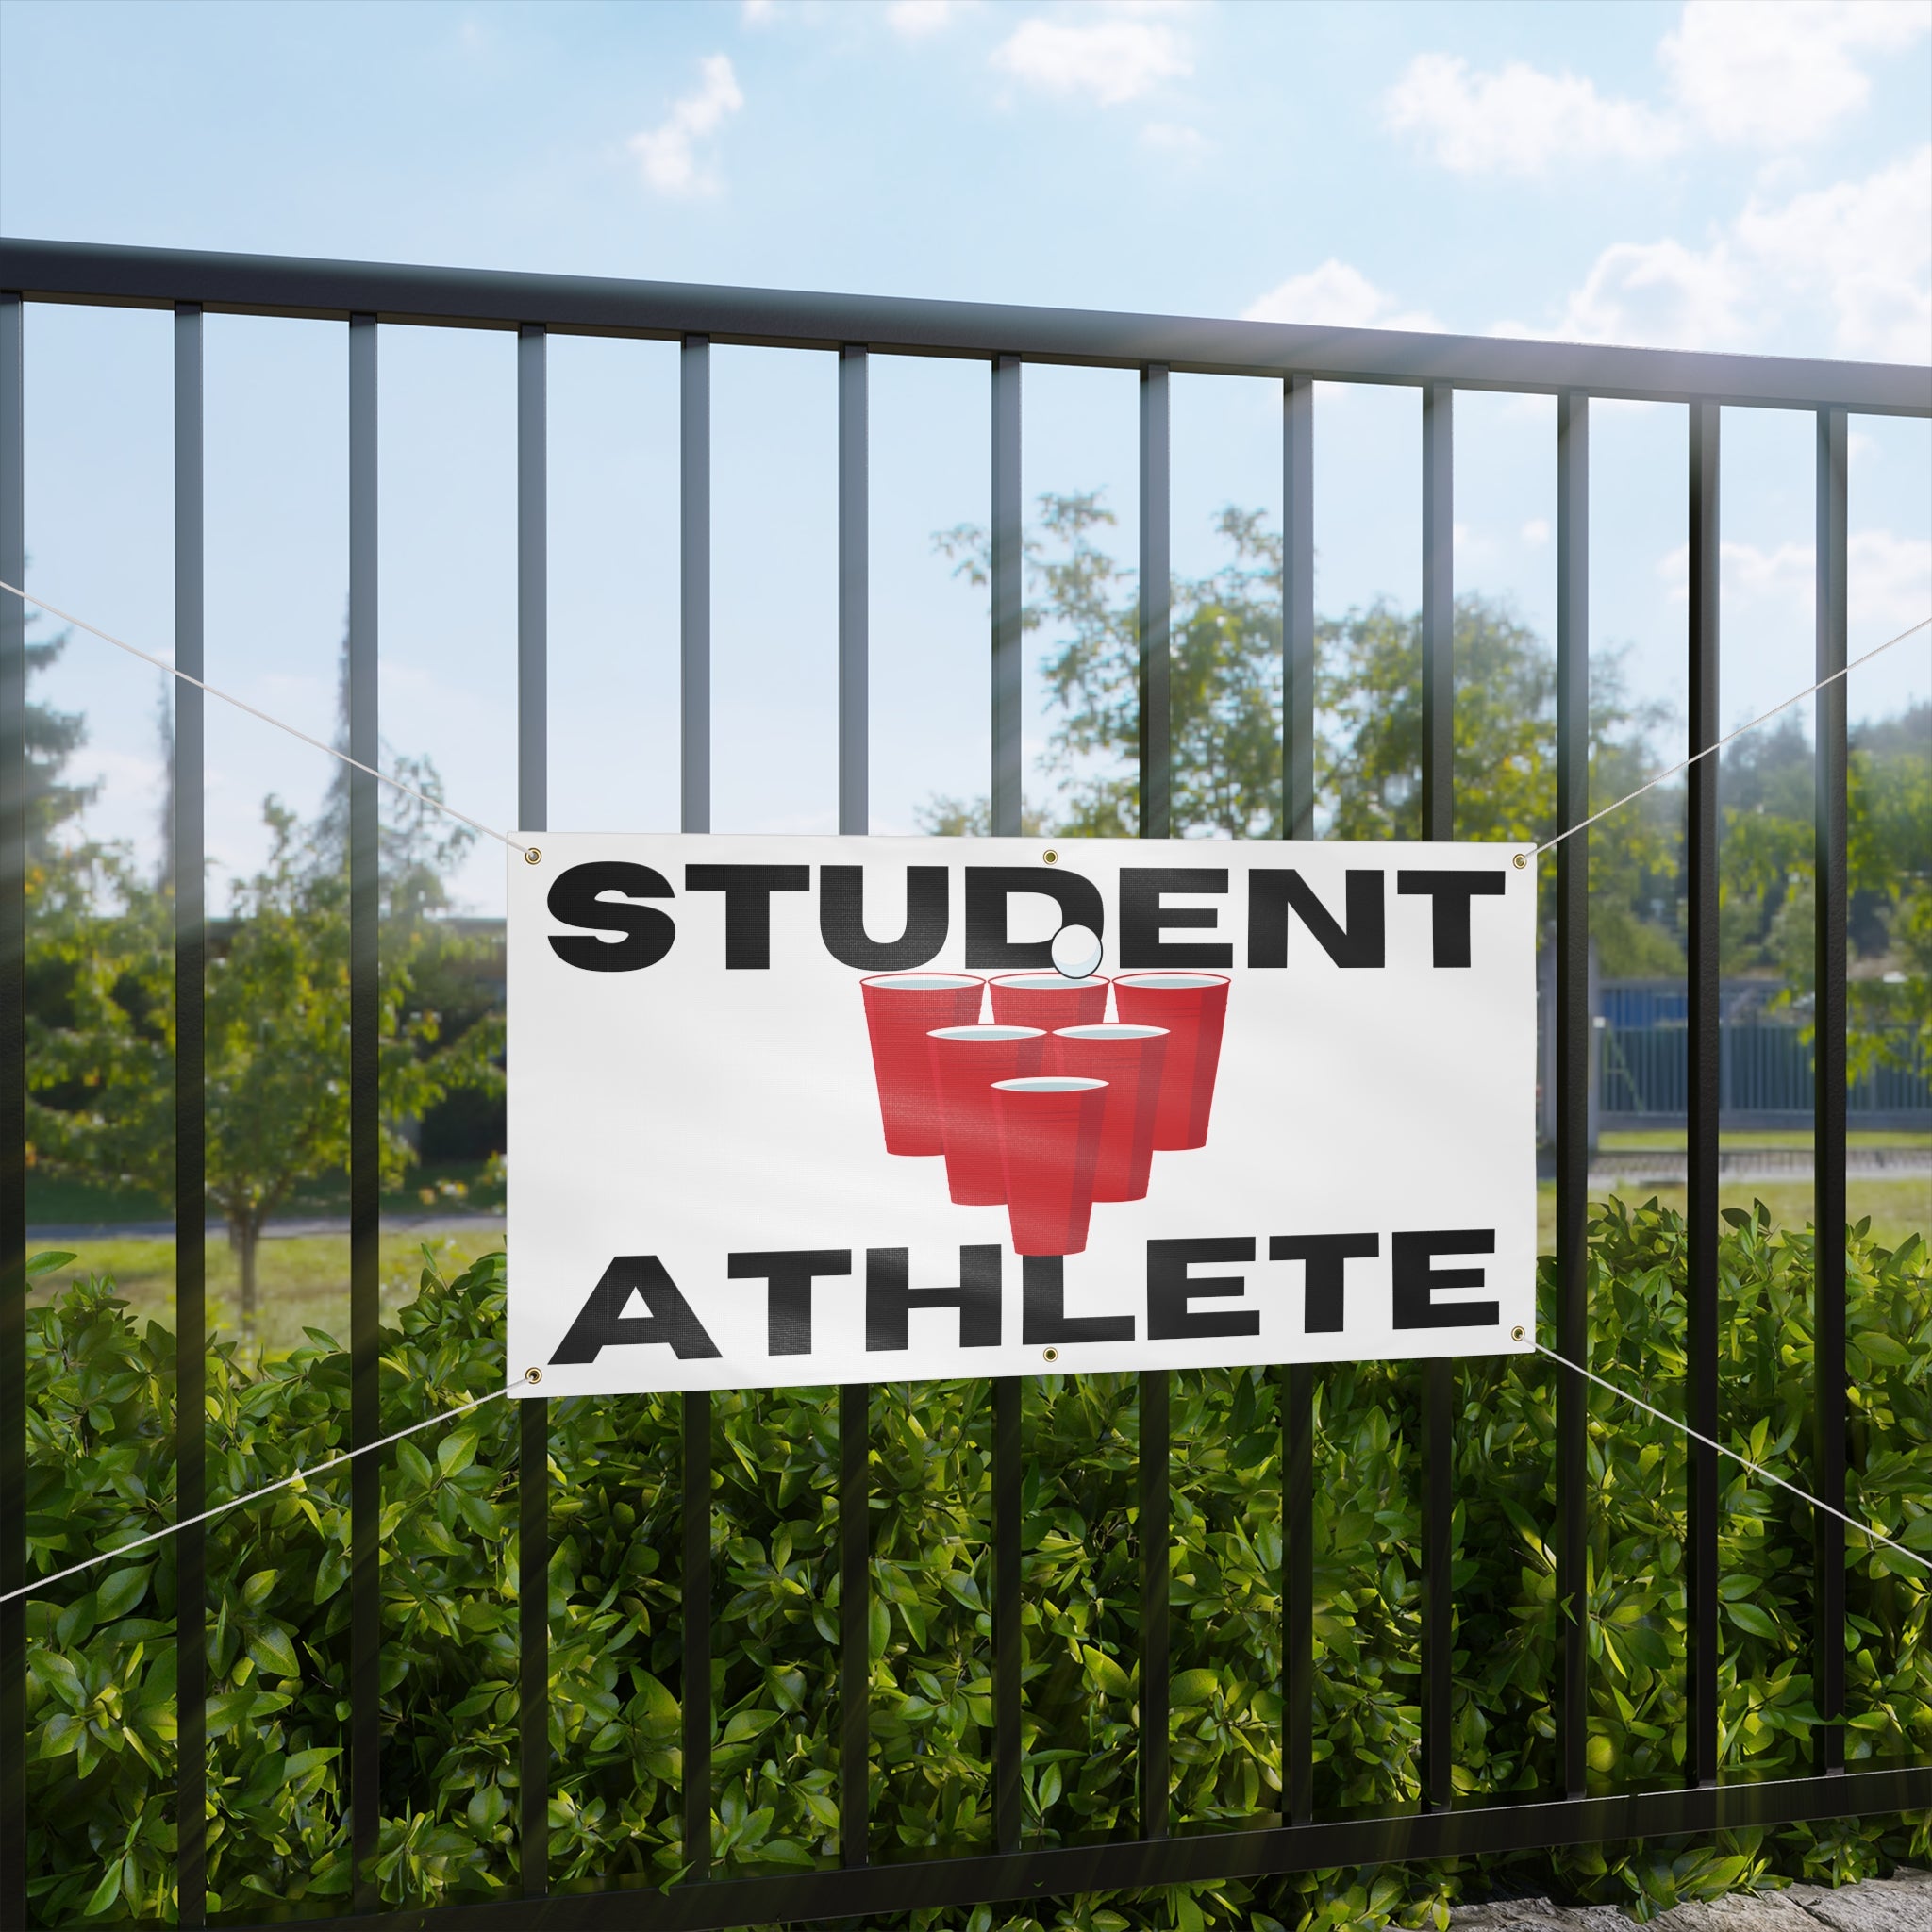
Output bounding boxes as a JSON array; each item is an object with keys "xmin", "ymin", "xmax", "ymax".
[{"xmin": 20, "ymin": 1201, "xmax": 1932, "ymax": 1928}]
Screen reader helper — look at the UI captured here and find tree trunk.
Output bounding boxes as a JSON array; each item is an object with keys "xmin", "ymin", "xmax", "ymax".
[{"xmin": 234, "ymin": 1215, "xmax": 261, "ymax": 1353}]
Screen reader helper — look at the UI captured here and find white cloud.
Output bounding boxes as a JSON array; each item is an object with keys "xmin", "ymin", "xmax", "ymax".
[
  {"xmin": 627, "ymin": 55, "xmax": 744, "ymax": 197},
  {"xmin": 1553, "ymin": 236, "xmax": 1750, "ymax": 351},
  {"xmin": 1141, "ymin": 120, "xmax": 1208, "ymax": 158},
  {"xmin": 886, "ymin": 0, "xmax": 958, "ymax": 35},
  {"xmin": 1521, "ymin": 519, "xmax": 1551, "ymax": 548},
  {"xmin": 1242, "ymin": 258, "xmax": 1442, "ymax": 334},
  {"xmin": 991, "ymin": 14, "xmax": 1189, "ymax": 105},
  {"xmin": 1735, "ymin": 146, "xmax": 1932, "ymax": 362},
  {"xmin": 1656, "ymin": 530, "xmax": 1932, "ymax": 635},
  {"xmin": 1848, "ymin": 528, "xmax": 1932, "ymax": 633},
  {"xmin": 1657, "ymin": 538, "xmax": 1801, "ymax": 607},
  {"xmin": 1660, "ymin": 0, "xmax": 1930, "ymax": 149},
  {"xmin": 1546, "ymin": 148, "xmax": 1930, "ymax": 359},
  {"xmin": 1382, "ymin": 52, "xmax": 1677, "ymax": 175},
  {"xmin": 1388, "ymin": 3, "xmax": 1929, "ymax": 178},
  {"xmin": 741, "ymin": 0, "xmax": 775, "ymax": 20}
]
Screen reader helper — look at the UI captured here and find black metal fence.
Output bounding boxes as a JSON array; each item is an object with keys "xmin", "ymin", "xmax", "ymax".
[{"xmin": 0, "ymin": 239, "xmax": 1928, "ymax": 1930}]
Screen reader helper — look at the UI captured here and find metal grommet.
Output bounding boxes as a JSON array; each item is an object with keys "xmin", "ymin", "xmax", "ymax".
[
  {"xmin": 525, "ymin": 1366, "xmax": 543, "ymax": 1385},
  {"xmin": 1041, "ymin": 849, "xmax": 1058, "ymax": 866},
  {"xmin": 1510, "ymin": 1326, "xmax": 1526, "ymax": 1342},
  {"xmin": 1041, "ymin": 1346, "xmax": 1059, "ymax": 1363},
  {"xmin": 1511, "ymin": 851, "xmax": 1529, "ymax": 870},
  {"xmin": 524, "ymin": 846, "xmax": 542, "ymax": 865}
]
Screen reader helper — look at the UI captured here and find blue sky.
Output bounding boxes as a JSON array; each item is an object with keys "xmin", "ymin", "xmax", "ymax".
[{"xmin": 2, "ymin": 0, "xmax": 1926, "ymax": 905}]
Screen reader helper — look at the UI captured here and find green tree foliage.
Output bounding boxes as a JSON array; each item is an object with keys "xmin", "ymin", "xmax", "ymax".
[
  {"xmin": 1757, "ymin": 706, "xmax": 1932, "ymax": 1078},
  {"xmin": 20, "ymin": 1223, "xmax": 1930, "ymax": 1927},
  {"xmin": 926, "ymin": 497, "xmax": 1686, "ymax": 975},
  {"xmin": 23, "ymin": 649, "xmax": 502, "ymax": 1343},
  {"xmin": 926, "ymin": 495, "xmax": 1928, "ymax": 1016}
]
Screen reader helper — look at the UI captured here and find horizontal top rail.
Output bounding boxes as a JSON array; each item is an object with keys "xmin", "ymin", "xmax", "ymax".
[{"xmin": 4, "ymin": 237, "xmax": 1929, "ymax": 416}]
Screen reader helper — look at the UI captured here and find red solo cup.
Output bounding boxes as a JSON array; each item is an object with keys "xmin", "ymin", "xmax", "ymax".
[
  {"xmin": 992, "ymin": 1076, "xmax": 1108, "ymax": 1257},
  {"xmin": 1047, "ymin": 1024, "xmax": 1169, "ymax": 1202},
  {"xmin": 989, "ymin": 972, "xmax": 1109, "ymax": 1030},
  {"xmin": 1111, "ymin": 973, "xmax": 1230, "ymax": 1151},
  {"xmin": 860, "ymin": 974, "xmax": 985, "ymax": 1155},
  {"xmin": 927, "ymin": 1025, "xmax": 1048, "ymax": 1205}
]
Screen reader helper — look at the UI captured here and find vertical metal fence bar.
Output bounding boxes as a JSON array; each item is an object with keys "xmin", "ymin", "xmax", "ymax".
[
  {"xmin": 1282, "ymin": 375, "xmax": 1315, "ymax": 842},
  {"xmin": 992, "ymin": 1374, "xmax": 1023, "ymax": 1854},
  {"xmin": 1139, "ymin": 1371, "xmax": 1171, "ymax": 1840},
  {"xmin": 1281, "ymin": 372, "xmax": 1317, "ymax": 1829},
  {"xmin": 0, "ymin": 286, "xmax": 26, "ymax": 1932},
  {"xmin": 1554, "ymin": 391, "xmax": 1591, "ymax": 1802},
  {"xmin": 682, "ymin": 336, "xmax": 711, "ymax": 839},
  {"xmin": 990, "ymin": 349, "xmax": 1025, "ymax": 1856},
  {"xmin": 1282, "ymin": 1364, "xmax": 1313, "ymax": 1825},
  {"xmin": 840, "ymin": 345, "xmax": 868, "ymax": 840},
  {"xmin": 1685, "ymin": 400, "xmax": 1722, "ymax": 1789},
  {"xmin": 838, "ymin": 342, "xmax": 873, "ymax": 1870},
  {"xmin": 682, "ymin": 1391, "xmax": 713, "ymax": 1882},
  {"xmin": 839, "ymin": 1383, "xmax": 870, "ymax": 1869},
  {"xmin": 681, "ymin": 332, "xmax": 714, "ymax": 1884},
  {"xmin": 1812, "ymin": 407, "xmax": 1848, "ymax": 1777},
  {"xmin": 347, "ymin": 309, "xmax": 383, "ymax": 1911},
  {"xmin": 1418, "ymin": 380, "xmax": 1455, "ymax": 1813},
  {"xmin": 991, "ymin": 354, "xmax": 1023, "ymax": 841},
  {"xmin": 515, "ymin": 323, "xmax": 551, "ymax": 1899},
  {"xmin": 1139, "ymin": 364, "xmax": 1171, "ymax": 841},
  {"xmin": 1420, "ymin": 384, "xmax": 1454, "ymax": 830},
  {"xmin": 1138, "ymin": 358, "xmax": 1174, "ymax": 1840},
  {"xmin": 174, "ymin": 300, "xmax": 209, "ymax": 1929}
]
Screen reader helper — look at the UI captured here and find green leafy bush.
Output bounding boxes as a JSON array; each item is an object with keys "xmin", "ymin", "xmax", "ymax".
[{"xmin": 21, "ymin": 1203, "xmax": 1931, "ymax": 1927}]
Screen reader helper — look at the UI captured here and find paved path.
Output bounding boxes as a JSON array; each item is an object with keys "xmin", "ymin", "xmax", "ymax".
[{"xmin": 1454, "ymin": 1867, "xmax": 1932, "ymax": 1930}]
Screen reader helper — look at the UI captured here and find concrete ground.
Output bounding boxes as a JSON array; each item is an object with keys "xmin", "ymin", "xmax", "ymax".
[{"xmin": 1453, "ymin": 1866, "xmax": 1932, "ymax": 1930}]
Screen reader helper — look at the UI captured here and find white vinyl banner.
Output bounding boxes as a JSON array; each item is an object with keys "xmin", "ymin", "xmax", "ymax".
[{"xmin": 506, "ymin": 836, "xmax": 1537, "ymax": 1397}]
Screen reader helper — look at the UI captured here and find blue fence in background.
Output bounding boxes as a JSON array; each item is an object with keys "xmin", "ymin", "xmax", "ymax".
[{"xmin": 1598, "ymin": 1022, "xmax": 1931, "ymax": 1120}]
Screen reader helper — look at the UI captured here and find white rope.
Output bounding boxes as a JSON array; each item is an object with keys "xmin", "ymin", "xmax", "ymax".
[
  {"xmin": 0, "ymin": 579, "xmax": 530, "ymax": 856},
  {"xmin": 1528, "ymin": 615, "xmax": 1929, "ymax": 860},
  {"xmin": 3, "ymin": 582, "xmax": 1925, "ymax": 1609},
  {"xmin": 1533, "ymin": 1341, "xmax": 1930, "ymax": 1573},
  {"xmin": 0, "ymin": 1383, "xmax": 516, "ymax": 1606}
]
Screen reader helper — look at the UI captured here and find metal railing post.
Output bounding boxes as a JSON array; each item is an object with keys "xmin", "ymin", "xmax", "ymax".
[
  {"xmin": 1137, "ymin": 360, "xmax": 1174, "ymax": 1840},
  {"xmin": 1418, "ymin": 380, "xmax": 1456, "ymax": 1813},
  {"xmin": 680, "ymin": 330, "xmax": 715, "ymax": 1883},
  {"xmin": 1812, "ymin": 407, "xmax": 1849, "ymax": 1775},
  {"xmin": 174, "ymin": 299, "xmax": 208, "ymax": 1928},
  {"xmin": 1139, "ymin": 364, "xmax": 1171, "ymax": 842},
  {"xmin": 516, "ymin": 322, "xmax": 551, "ymax": 1899},
  {"xmin": 1555, "ymin": 391, "xmax": 1591, "ymax": 1800},
  {"xmin": 991, "ymin": 355, "xmax": 1023, "ymax": 840},
  {"xmin": 837, "ymin": 341, "xmax": 874, "ymax": 1870},
  {"xmin": 1686, "ymin": 400, "xmax": 1723, "ymax": 1789},
  {"xmin": 0, "ymin": 284, "xmax": 27, "ymax": 1932},
  {"xmin": 347, "ymin": 308, "xmax": 384, "ymax": 1913},
  {"xmin": 1283, "ymin": 375, "xmax": 1315, "ymax": 843},
  {"xmin": 1280, "ymin": 373, "xmax": 1317, "ymax": 1830}
]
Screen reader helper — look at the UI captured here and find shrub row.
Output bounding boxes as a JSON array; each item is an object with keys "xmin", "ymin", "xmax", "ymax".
[{"xmin": 20, "ymin": 1199, "xmax": 1931, "ymax": 1927}]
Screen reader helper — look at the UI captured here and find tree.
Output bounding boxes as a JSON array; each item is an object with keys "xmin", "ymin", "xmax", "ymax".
[
  {"xmin": 25, "ymin": 646, "xmax": 502, "ymax": 1347},
  {"xmin": 926, "ymin": 493, "xmax": 1686, "ymax": 973},
  {"xmin": 1762, "ymin": 701, "xmax": 1932, "ymax": 1078}
]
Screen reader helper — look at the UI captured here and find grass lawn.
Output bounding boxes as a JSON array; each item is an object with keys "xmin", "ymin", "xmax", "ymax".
[
  {"xmin": 35, "ymin": 1186, "xmax": 1926, "ymax": 1359},
  {"xmin": 28, "ymin": 1227, "xmax": 508, "ymax": 1357},
  {"xmin": 1535, "ymin": 1177, "xmax": 1928, "ymax": 1254}
]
